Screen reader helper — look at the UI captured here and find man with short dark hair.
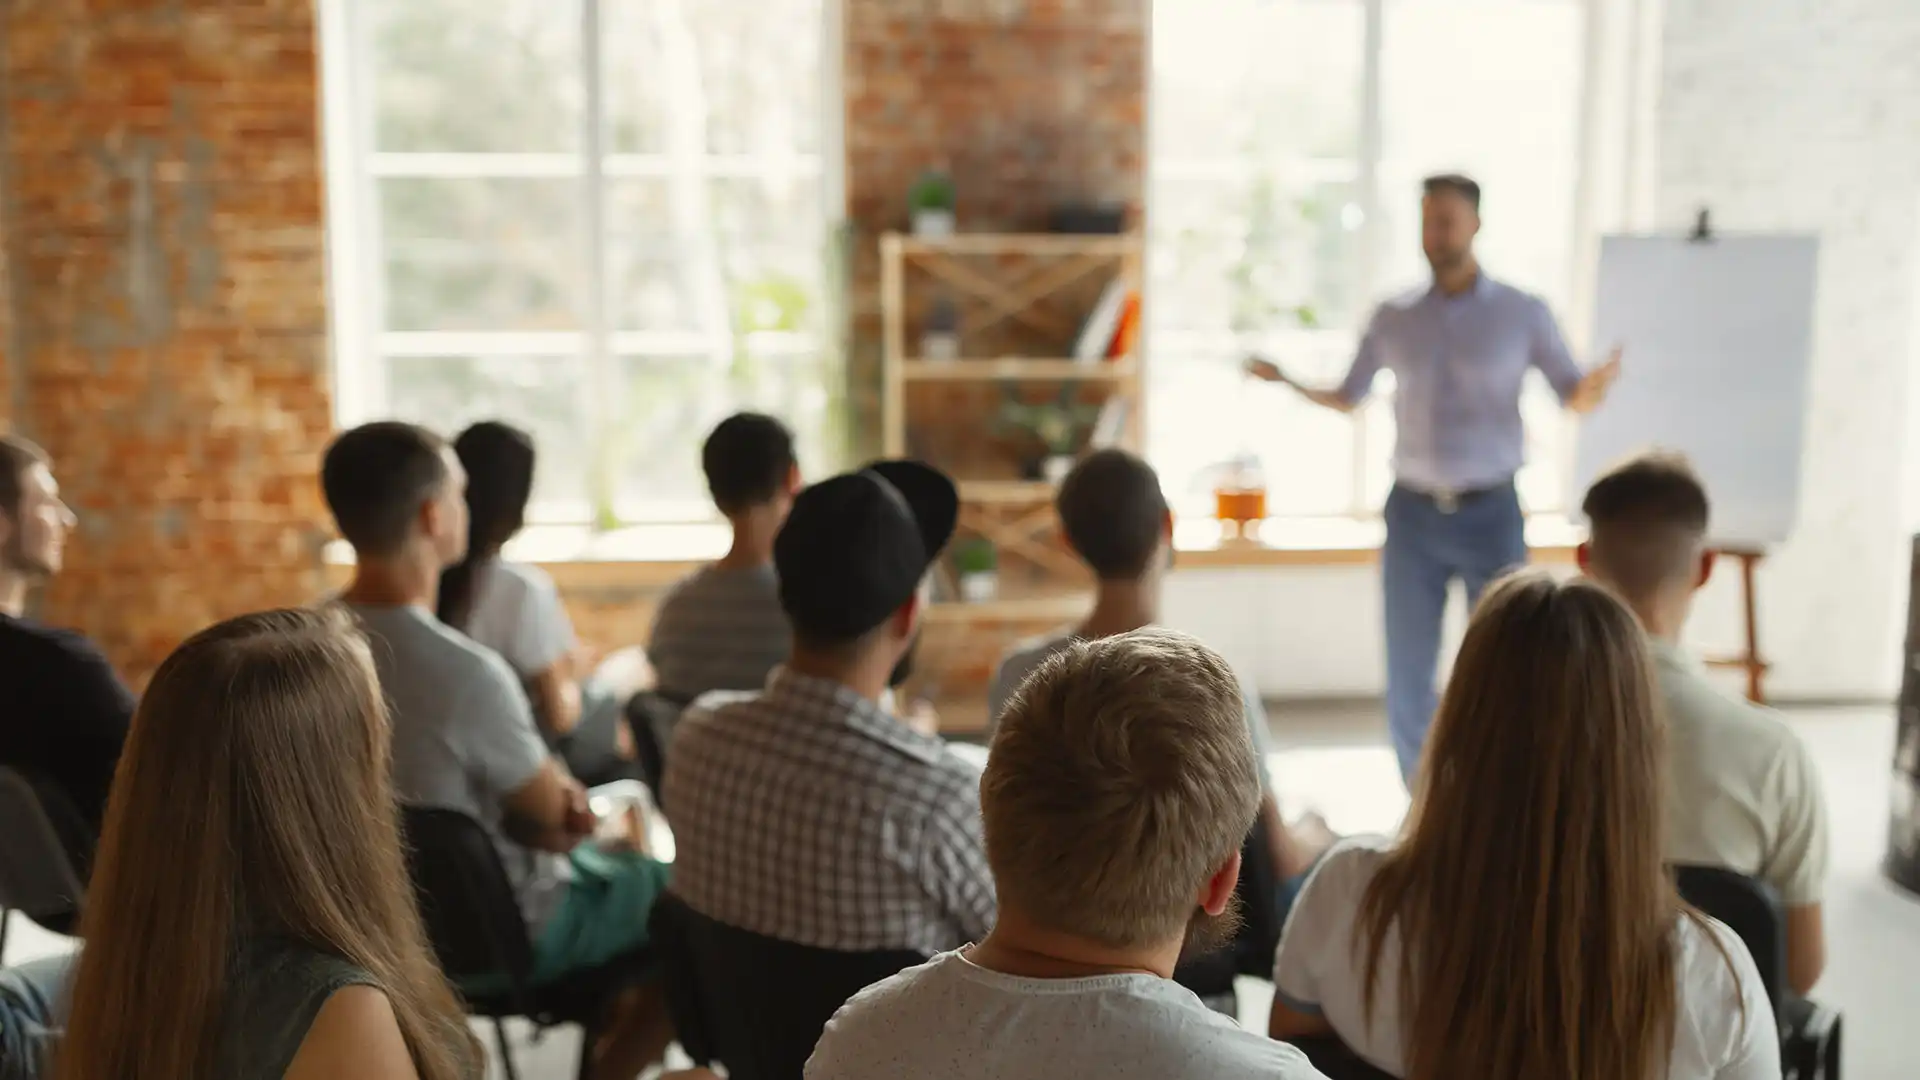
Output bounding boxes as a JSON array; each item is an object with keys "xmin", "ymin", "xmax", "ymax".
[
  {"xmin": 647, "ymin": 412, "xmax": 799, "ymax": 703},
  {"xmin": 1578, "ymin": 450, "xmax": 1829, "ymax": 995},
  {"xmin": 324, "ymin": 421, "xmax": 672, "ymax": 1076},
  {"xmin": 809, "ymin": 630, "xmax": 1325, "ymax": 1080},
  {"xmin": 990, "ymin": 448, "xmax": 1332, "ymax": 925},
  {"xmin": 1250, "ymin": 173, "xmax": 1624, "ymax": 783},
  {"xmin": 664, "ymin": 459, "xmax": 995, "ymax": 954},
  {"xmin": 0, "ymin": 434, "xmax": 133, "ymax": 850}
]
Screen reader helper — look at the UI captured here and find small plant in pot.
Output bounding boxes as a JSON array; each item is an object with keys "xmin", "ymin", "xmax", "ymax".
[
  {"xmin": 921, "ymin": 294, "xmax": 961, "ymax": 361},
  {"xmin": 994, "ymin": 384, "xmax": 1101, "ymax": 483},
  {"xmin": 951, "ymin": 538, "xmax": 999, "ymax": 603},
  {"xmin": 909, "ymin": 170, "xmax": 956, "ymax": 237}
]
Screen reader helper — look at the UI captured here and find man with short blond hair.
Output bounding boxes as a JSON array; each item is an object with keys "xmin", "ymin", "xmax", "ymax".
[
  {"xmin": 1578, "ymin": 450, "xmax": 1830, "ymax": 996},
  {"xmin": 807, "ymin": 629, "xmax": 1325, "ymax": 1080}
]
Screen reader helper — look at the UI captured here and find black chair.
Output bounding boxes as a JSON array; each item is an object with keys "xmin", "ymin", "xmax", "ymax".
[
  {"xmin": 1172, "ymin": 809, "xmax": 1286, "ymax": 1012},
  {"xmin": 649, "ymin": 891, "xmax": 924, "ymax": 1080},
  {"xmin": 622, "ymin": 692, "xmax": 681, "ymax": 797},
  {"xmin": 400, "ymin": 806, "xmax": 652, "ymax": 1080},
  {"xmin": 1290, "ymin": 1035, "xmax": 1399, "ymax": 1080},
  {"xmin": 1674, "ymin": 864, "xmax": 1843, "ymax": 1080},
  {"xmin": 0, "ymin": 766, "xmax": 90, "ymax": 951}
]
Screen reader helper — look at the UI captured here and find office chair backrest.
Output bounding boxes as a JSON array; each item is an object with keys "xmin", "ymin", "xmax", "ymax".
[
  {"xmin": 0, "ymin": 766, "xmax": 89, "ymax": 923},
  {"xmin": 624, "ymin": 692, "xmax": 681, "ymax": 794},
  {"xmin": 650, "ymin": 892, "xmax": 925, "ymax": 1080},
  {"xmin": 400, "ymin": 806, "xmax": 536, "ymax": 992},
  {"xmin": 1672, "ymin": 863, "xmax": 1789, "ymax": 1016}
]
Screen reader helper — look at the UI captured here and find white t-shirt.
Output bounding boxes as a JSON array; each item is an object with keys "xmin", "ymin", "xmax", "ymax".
[
  {"xmin": 1272, "ymin": 838, "xmax": 1779, "ymax": 1080},
  {"xmin": 808, "ymin": 951, "xmax": 1325, "ymax": 1080},
  {"xmin": 463, "ymin": 559, "xmax": 577, "ymax": 679}
]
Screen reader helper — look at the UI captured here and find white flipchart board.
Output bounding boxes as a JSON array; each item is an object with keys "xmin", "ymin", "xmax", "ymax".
[{"xmin": 1572, "ymin": 234, "xmax": 1820, "ymax": 548}]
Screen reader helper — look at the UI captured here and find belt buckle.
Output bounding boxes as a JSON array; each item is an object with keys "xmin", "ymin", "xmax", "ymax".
[{"xmin": 1434, "ymin": 489, "xmax": 1460, "ymax": 514}]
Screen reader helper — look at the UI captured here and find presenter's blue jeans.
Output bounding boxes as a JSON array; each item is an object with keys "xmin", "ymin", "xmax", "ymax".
[{"xmin": 1382, "ymin": 481, "xmax": 1527, "ymax": 783}]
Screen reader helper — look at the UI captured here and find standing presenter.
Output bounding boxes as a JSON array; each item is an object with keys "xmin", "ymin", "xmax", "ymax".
[{"xmin": 1249, "ymin": 174, "xmax": 1621, "ymax": 782}]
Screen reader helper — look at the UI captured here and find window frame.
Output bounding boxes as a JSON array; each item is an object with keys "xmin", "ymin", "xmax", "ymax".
[
  {"xmin": 319, "ymin": 0, "xmax": 841, "ymax": 528},
  {"xmin": 1144, "ymin": 0, "xmax": 1601, "ymax": 521}
]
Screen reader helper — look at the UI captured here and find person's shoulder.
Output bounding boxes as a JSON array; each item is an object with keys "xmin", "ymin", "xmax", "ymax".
[
  {"xmin": 1673, "ymin": 913, "xmax": 1770, "ymax": 1034},
  {"xmin": 809, "ymin": 955, "xmax": 958, "ymax": 1075},
  {"xmin": 1301, "ymin": 835, "xmax": 1393, "ymax": 899},
  {"xmin": 280, "ymin": 984, "xmax": 415, "ymax": 1080},
  {"xmin": 1377, "ymin": 283, "xmax": 1431, "ymax": 313},
  {"xmin": 368, "ymin": 605, "xmax": 522, "ymax": 694},
  {"xmin": 0, "ymin": 616, "xmax": 115, "ymax": 676},
  {"xmin": 491, "ymin": 558, "xmax": 560, "ymax": 602},
  {"xmin": 1661, "ymin": 657, "xmax": 1810, "ymax": 769}
]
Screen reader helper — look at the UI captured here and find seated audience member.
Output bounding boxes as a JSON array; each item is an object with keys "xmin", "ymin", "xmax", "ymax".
[
  {"xmin": 324, "ymin": 422, "xmax": 671, "ymax": 1080},
  {"xmin": 809, "ymin": 629, "xmax": 1326, "ymax": 1080},
  {"xmin": 0, "ymin": 435, "xmax": 134, "ymax": 862},
  {"xmin": 664, "ymin": 460, "xmax": 995, "ymax": 954},
  {"xmin": 437, "ymin": 421, "xmax": 643, "ymax": 783},
  {"xmin": 0, "ymin": 954, "xmax": 75, "ymax": 1080},
  {"xmin": 54, "ymin": 607, "xmax": 481, "ymax": 1079},
  {"xmin": 989, "ymin": 449, "xmax": 1333, "ymax": 914},
  {"xmin": 647, "ymin": 412, "xmax": 799, "ymax": 704},
  {"xmin": 1580, "ymin": 451, "xmax": 1831, "ymax": 995},
  {"xmin": 1270, "ymin": 571, "xmax": 1779, "ymax": 1079}
]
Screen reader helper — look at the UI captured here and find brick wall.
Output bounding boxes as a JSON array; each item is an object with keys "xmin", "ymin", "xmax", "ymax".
[
  {"xmin": 1658, "ymin": 0, "xmax": 1920, "ymax": 698},
  {"xmin": 842, "ymin": 0, "xmax": 1147, "ymax": 453},
  {"xmin": 0, "ymin": 2, "xmax": 334, "ymax": 687}
]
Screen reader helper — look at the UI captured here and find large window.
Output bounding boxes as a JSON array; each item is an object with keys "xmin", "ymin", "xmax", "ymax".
[
  {"xmin": 324, "ymin": 0, "xmax": 838, "ymax": 526},
  {"xmin": 1150, "ymin": 0, "xmax": 1590, "ymax": 519}
]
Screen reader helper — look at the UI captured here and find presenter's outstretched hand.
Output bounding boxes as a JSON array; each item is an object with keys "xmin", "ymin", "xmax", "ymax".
[
  {"xmin": 1244, "ymin": 355, "xmax": 1289, "ymax": 385},
  {"xmin": 1568, "ymin": 345, "xmax": 1624, "ymax": 414}
]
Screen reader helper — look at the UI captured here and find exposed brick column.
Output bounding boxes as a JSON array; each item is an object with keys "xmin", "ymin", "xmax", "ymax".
[
  {"xmin": 841, "ymin": 0, "xmax": 1147, "ymax": 456},
  {"xmin": 1, "ymin": 2, "xmax": 334, "ymax": 687}
]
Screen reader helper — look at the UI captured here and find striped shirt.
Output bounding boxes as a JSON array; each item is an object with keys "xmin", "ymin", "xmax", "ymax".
[
  {"xmin": 663, "ymin": 667, "xmax": 997, "ymax": 955},
  {"xmin": 648, "ymin": 563, "xmax": 792, "ymax": 703}
]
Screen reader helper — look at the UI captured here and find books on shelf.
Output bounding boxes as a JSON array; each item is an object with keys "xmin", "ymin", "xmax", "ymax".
[
  {"xmin": 1089, "ymin": 395, "xmax": 1131, "ymax": 449},
  {"xmin": 1072, "ymin": 279, "xmax": 1130, "ymax": 363}
]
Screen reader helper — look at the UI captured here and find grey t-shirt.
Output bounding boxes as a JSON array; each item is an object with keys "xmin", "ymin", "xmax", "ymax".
[
  {"xmin": 346, "ymin": 603, "xmax": 570, "ymax": 931},
  {"xmin": 808, "ymin": 951, "xmax": 1326, "ymax": 1080},
  {"xmin": 989, "ymin": 630, "xmax": 1276, "ymax": 793},
  {"xmin": 648, "ymin": 563, "xmax": 792, "ymax": 702}
]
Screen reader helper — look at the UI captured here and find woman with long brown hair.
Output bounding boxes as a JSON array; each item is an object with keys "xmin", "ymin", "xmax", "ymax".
[
  {"xmin": 1269, "ymin": 570, "xmax": 1778, "ymax": 1079},
  {"xmin": 55, "ymin": 607, "xmax": 481, "ymax": 1079}
]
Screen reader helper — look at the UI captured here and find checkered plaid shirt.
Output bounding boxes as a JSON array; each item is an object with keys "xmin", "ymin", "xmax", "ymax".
[{"xmin": 662, "ymin": 667, "xmax": 997, "ymax": 955}]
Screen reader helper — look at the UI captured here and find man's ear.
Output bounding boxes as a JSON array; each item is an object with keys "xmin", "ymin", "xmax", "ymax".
[
  {"xmin": 894, "ymin": 589, "xmax": 923, "ymax": 639},
  {"xmin": 785, "ymin": 461, "xmax": 802, "ymax": 496},
  {"xmin": 1200, "ymin": 850, "xmax": 1242, "ymax": 916},
  {"xmin": 1697, "ymin": 549, "xmax": 1717, "ymax": 590},
  {"xmin": 417, "ymin": 496, "xmax": 441, "ymax": 543},
  {"xmin": 1576, "ymin": 540, "xmax": 1593, "ymax": 575}
]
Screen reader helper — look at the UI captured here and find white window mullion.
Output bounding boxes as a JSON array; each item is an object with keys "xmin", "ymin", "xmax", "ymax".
[
  {"xmin": 1352, "ymin": 0, "xmax": 1387, "ymax": 517},
  {"xmin": 581, "ymin": 0, "xmax": 614, "ymax": 526}
]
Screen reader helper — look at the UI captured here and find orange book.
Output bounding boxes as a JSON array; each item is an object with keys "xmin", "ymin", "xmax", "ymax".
[{"xmin": 1107, "ymin": 291, "xmax": 1141, "ymax": 360}]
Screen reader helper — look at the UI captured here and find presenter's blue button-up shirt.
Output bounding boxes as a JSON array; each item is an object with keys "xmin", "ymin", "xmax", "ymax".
[{"xmin": 1339, "ymin": 272, "xmax": 1582, "ymax": 493}]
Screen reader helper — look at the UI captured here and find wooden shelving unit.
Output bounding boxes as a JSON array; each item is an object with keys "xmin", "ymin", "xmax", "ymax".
[{"xmin": 879, "ymin": 231, "xmax": 1146, "ymax": 721}]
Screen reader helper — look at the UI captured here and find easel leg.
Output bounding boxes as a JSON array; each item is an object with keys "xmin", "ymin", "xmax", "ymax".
[{"xmin": 1741, "ymin": 552, "xmax": 1765, "ymax": 704}]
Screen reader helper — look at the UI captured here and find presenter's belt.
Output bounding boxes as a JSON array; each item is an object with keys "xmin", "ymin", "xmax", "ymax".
[{"xmin": 1396, "ymin": 477, "xmax": 1514, "ymax": 515}]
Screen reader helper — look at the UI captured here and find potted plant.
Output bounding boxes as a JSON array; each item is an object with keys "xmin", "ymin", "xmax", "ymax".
[
  {"xmin": 994, "ymin": 384, "xmax": 1101, "ymax": 483},
  {"xmin": 952, "ymin": 538, "xmax": 999, "ymax": 603},
  {"xmin": 909, "ymin": 170, "xmax": 956, "ymax": 237},
  {"xmin": 921, "ymin": 294, "xmax": 961, "ymax": 361}
]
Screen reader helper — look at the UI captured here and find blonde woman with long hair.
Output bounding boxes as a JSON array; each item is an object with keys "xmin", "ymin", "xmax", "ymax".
[
  {"xmin": 56, "ymin": 607, "xmax": 481, "ymax": 1079},
  {"xmin": 1269, "ymin": 570, "xmax": 1778, "ymax": 1079}
]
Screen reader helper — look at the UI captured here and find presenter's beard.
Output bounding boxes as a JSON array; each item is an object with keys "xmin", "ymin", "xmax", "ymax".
[{"xmin": 1182, "ymin": 894, "xmax": 1245, "ymax": 959}]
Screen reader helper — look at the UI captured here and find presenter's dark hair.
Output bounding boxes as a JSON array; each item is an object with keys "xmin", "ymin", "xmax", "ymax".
[
  {"xmin": 703, "ymin": 412, "xmax": 796, "ymax": 515},
  {"xmin": 321, "ymin": 422, "xmax": 450, "ymax": 557},
  {"xmin": 438, "ymin": 421, "xmax": 537, "ymax": 630},
  {"xmin": 0, "ymin": 434, "xmax": 50, "ymax": 521},
  {"xmin": 1423, "ymin": 173, "xmax": 1481, "ymax": 212},
  {"xmin": 1057, "ymin": 449, "xmax": 1169, "ymax": 581}
]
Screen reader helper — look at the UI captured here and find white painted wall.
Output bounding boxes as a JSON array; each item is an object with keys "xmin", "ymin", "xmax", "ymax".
[{"xmin": 1171, "ymin": 0, "xmax": 1920, "ymax": 704}]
